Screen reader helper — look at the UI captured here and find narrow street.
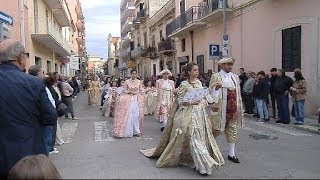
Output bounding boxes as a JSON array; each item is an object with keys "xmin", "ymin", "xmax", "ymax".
[{"xmin": 51, "ymin": 93, "xmax": 320, "ymax": 179}]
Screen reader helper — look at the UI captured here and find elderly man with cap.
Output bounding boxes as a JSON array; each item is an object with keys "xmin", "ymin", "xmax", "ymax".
[
  {"xmin": 155, "ymin": 69, "xmax": 176, "ymax": 131},
  {"xmin": 208, "ymin": 57, "xmax": 244, "ymax": 164},
  {"xmin": 0, "ymin": 39, "xmax": 57, "ymax": 179}
]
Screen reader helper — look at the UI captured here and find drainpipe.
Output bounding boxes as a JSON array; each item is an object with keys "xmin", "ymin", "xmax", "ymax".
[
  {"xmin": 190, "ymin": 30, "xmax": 194, "ymax": 62},
  {"xmin": 19, "ymin": 0, "xmax": 25, "ymax": 46}
]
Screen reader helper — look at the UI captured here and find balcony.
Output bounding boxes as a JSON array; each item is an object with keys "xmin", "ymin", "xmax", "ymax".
[
  {"xmin": 166, "ymin": 6, "xmax": 206, "ymax": 38},
  {"xmin": 122, "ymin": 34, "xmax": 132, "ymax": 48},
  {"xmin": 131, "ymin": 46, "xmax": 147, "ymax": 59},
  {"xmin": 158, "ymin": 38, "xmax": 175, "ymax": 54},
  {"xmin": 132, "ymin": 9, "xmax": 146, "ymax": 29},
  {"xmin": 76, "ymin": 20, "xmax": 84, "ymax": 32},
  {"xmin": 31, "ymin": 18, "xmax": 72, "ymax": 57},
  {"xmin": 75, "ymin": 2, "xmax": 84, "ymax": 20},
  {"xmin": 44, "ymin": 0, "xmax": 71, "ymax": 26},
  {"xmin": 120, "ymin": 47, "xmax": 131, "ymax": 60},
  {"xmin": 121, "ymin": 16, "xmax": 134, "ymax": 35},
  {"xmin": 198, "ymin": 0, "xmax": 232, "ymax": 23},
  {"xmin": 149, "ymin": 0, "xmax": 175, "ymax": 28},
  {"xmin": 76, "ymin": 36, "xmax": 85, "ymax": 45},
  {"xmin": 146, "ymin": 46, "xmax": 158, "ymax": 59},
  {"xmin": 121, "ymin": 2, "xmax": 135, "ymax": 21}
]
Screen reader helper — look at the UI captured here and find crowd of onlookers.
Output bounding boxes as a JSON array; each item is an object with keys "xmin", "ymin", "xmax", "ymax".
[
  {"xmin": 0, "ymin": 39, "xmax": 82, "ymax": 179},
  {"xmin": 239, "ymin": 67, "xmax": 308, "ymax": 125}
]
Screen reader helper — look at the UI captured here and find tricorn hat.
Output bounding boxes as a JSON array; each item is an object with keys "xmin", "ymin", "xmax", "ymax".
[
  {"xmin": 216, "ymin": 57, "xmax": 235, "ymax": 65},
  {"xmin": 158, "ymin": 69, "xmax": 172, "ymax": 76}
]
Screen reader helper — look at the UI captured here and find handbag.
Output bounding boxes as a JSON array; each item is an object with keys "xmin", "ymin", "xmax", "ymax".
[{"xmin": 57, "ymin": 103, "xmax": 68, "ymax": 117}]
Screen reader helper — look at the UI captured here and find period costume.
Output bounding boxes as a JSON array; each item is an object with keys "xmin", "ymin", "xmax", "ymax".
[
  {"xmin": 140, "ymin": 80, "xmax": 224, "ymax": 175},
  {"xmin": 209, "ymin": 57, "xmax": 244, "ymax": 163},
  {"xmin": 144, "ymin": 86, "xmax": 157, "ymax": 115},
  {"xmin": 102, "ymin": 86, "xmax": 117, "ymax": 117},
  {"xmin": 88, "ymin": 80, "xmax": 101, "ymax": 106},
  {"xmin": 155, "ymin": 69, "xmax": 175, "ymax": 130},
  {"xmin": 113, "ymin": 79, "xmax": 144, "ymax": 138}
]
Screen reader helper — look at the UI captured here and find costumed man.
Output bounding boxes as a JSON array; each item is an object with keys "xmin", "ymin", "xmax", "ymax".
[
  {"xmin": 155, "ymin": 69, "xmax": 175, "ymax": 132},
  {"xmin": 209, "ymin": 57, "xmax": 244, "ymax": 163}
]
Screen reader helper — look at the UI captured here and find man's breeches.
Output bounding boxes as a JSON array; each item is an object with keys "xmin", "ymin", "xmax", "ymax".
[{"xmin": 212, "ymin": 118, "xmax": 238, "ymax": 143}]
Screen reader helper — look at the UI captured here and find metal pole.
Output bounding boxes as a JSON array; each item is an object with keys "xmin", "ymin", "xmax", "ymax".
[{"xmin": 223, "ymin": 0, "xmax": 227, "ymax": 34}]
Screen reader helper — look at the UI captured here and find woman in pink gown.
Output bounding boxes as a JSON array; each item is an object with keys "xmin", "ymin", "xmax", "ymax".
[{"xmin": 113, "ymin": 70, "xmax": 144, "ymax": 138}]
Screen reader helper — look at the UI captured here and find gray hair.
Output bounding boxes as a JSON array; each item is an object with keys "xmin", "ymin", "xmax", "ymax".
[
  {"xmin": 0, "ymin": 41, "xmax": 25, "ymax": 62},
  {"xmin": 28, "ymin": 65, "xmax": 42, "ymax": 77}
]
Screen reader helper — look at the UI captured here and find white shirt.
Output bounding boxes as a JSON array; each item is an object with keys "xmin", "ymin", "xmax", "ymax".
[
  {"xmin": 45, "ymin": 87, "xmax": 56, "ymax": 108},
  {"xmin": 219, "ymin": 69, "xmax": 235, "ymax": 89}
]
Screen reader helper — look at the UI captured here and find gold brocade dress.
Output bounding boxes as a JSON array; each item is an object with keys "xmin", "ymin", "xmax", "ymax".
[
  {"xmin": 88, "ymin": 80, "xmax": 101, "ymax": 106},
  {"xmin": 140, "ymin": 80, "xmax": 225, "ymax": 175}
]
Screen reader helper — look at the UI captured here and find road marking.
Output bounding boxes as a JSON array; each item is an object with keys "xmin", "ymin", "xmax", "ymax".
[
  {"xmin": 245, "ymin": 121, "xmax": 312, "ymax": 136},
  {"xmin": 61, "ymin": 122, "xmax": 79, "ymax": 143},
  {"xmin": 94, "ymin": 121, "xmax": 114, "ymax": 142}
]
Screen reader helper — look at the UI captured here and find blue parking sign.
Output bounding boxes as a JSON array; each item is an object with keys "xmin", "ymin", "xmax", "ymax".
[{"xmin": 209, "ymin": 44, "xmax": 220, "ymax": 58}]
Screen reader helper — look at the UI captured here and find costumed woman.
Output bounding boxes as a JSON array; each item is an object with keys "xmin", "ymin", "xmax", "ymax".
[
  {"xmin": 101, "ymin": 77, "xmax": 111, "ymax": 109},
  {"xmin": 102, "ymin": 80, "xmax": 118, "ymax": 117},
  {"xmin": 144, "ymin": 80, "xmax": 157, "ymax": 116},
  {"xmin": 140, "ymin": 62, "xmax": 224, "ymax": 175},
  {"xmin": 113, "ymin": 70, "xmax": 144, "ymax": 138},
  {"xmin": 88, "ymin": 76, "xmax": 101, "ymax": 106},
  {"xmin": 155, "ymin": 69, "xmax": 175, "ymax": 131}
]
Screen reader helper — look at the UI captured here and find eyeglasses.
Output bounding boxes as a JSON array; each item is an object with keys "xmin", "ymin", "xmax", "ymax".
[{"xmin": 22, "ymin": 52, "xmax": 29, "ymax": 58}]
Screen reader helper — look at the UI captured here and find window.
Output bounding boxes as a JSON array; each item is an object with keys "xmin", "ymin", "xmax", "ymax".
[
  {"xmin": 282, "ymin": 26, "xmax": 301, "ymax": 72},
  {"xmin": 151, "ymin": 35, "xmax": 155, "ymax": 47},
  {"xmin": 159, "ymin": 30, "xmax": 163, "ymax": 41},
  {"xmin": 197, "ymin": 55, "xmax": 205, "ymax": 75},
  {"xmin": 181, "ymin": 38, "xmax": 186, "ymax": 52},
  {"xmin": 55, "ymin": 63, "xmax": 58, "ymax": 72},
  {"xmin": 35, "ymin": 56, "xmax": 41, "ymax": 66},
  {"xmin": 47, "ymin": 61, "xmax": 51, "ymax": 73},
  {"xmin": 143, "ymin": 32, "xmax": 147, "ymax": 47}
]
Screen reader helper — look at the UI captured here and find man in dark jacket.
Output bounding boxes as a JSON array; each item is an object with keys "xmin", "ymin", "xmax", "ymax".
[
  {"xmin": 274, "ymin": 69, "xmax": 293, "ymax": 124},
  {"xmin": 0, "ymin": 39, "xmax": 57, "ymax": 179},
  {"xmin": 269, "ymin": 68, "xmax": 278, "ymax": 119},
  {"xmin": 253, "ymin": 71, "xmax": 270, "ymax": 122}
]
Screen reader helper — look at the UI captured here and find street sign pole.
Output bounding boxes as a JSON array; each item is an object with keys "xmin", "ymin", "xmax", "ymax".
[
  {"xmin": 223, "ymin": 0, "xmax": 227, "ymax": 35},
  {"xmin": 222, "ymin": 0, "xmax": 228, "ymax": 58}
]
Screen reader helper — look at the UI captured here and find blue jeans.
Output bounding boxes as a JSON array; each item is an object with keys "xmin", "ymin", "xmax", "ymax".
[
  {"xmin": 43, "ymin": 126, "xmax": 53, "ymax": 155},
  {"xmin": 256, "ymin": 99, "xmax": 269, "ymax": 119},
  {"xmin": 294, "ymin": 100, "xmax": 305, "ymax": 123},
  {"xmin": 276, "ymin": 94, "xmax": 290, "ymax": 123}
]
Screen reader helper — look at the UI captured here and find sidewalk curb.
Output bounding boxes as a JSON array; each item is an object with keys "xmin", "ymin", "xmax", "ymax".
[{"xmin": 244, "ymin": 114, "xmax": 320, "ymax": 135}]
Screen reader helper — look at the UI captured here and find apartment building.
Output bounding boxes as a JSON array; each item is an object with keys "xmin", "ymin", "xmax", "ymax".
[
  {"xmin": 167, "ymin": 0, "xmax": 320, "ymax": 114},
  {"xmin": 107, "ymin": 33, "xmax": 121, "ymax": 76},
  {"xmin": 66, "ymin": 0, "xmax": 87, "ymax": 78},
  {"xmin": 87, "ymin": 55, "xmax": 105, "ymax": 76},
  {"xmin": 148, "ymin": 0, "xmax": 176, "ymax": 76},
  {"xmin": 120, "ymin": 0, "xmax": 135, "ymax": 78},
  {"xmin": 0, "ymin": 0, "xmax": 86, "ymax": 77},
  {"xmin": 28, "ymin": 0, "xmax": 74, "ymax": 75}
]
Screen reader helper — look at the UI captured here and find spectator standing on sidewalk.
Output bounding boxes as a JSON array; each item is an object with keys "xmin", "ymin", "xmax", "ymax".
[
  {"xmin": 239, "ymin": 68, "xmax": 248, "ymax": 99},
  {"xmin": 270, "ymin": 68, "xmax": 278, "ymax": 119},
  {"xmin": 274, "ymin": 69, "xmax": 293, "ymax": 124},
  {"xmin": 253, "ymin": 71, "xmax": 270, "ymax": 122},
  {"xmin": 72, "ymin": 76, "xmax": 79, "ymax": 98},
  {"xmin": 61, "ymin": 76, "xmax": 79, "ymax": 120},
  {"xmin": 243, "ymin": 71, "xmax": 256, "ymax": 114},
  {"xmin": 0, "ymin": 39, "xmax": 57, "ymax": 179},
  {"xmin": 290, "ymin": 70, "xmax": 307, "ymax": 125},
  {"xmin": 28, "ymin": 65, "xmax": 58, "ymax": 156}
]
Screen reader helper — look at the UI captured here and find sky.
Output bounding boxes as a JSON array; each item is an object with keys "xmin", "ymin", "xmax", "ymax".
[{"xmin": 80, "ymin": 0, "xmax": 121, "ymax": 58}]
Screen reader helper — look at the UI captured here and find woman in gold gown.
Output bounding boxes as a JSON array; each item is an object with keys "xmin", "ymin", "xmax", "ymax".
[
  {"xmin": 88, "ymin": 76, "xmax": 101, "ymax": 106},
  {"xmin": 140, "ymin": 62, "xmax": 224, "ymax": 175}
]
